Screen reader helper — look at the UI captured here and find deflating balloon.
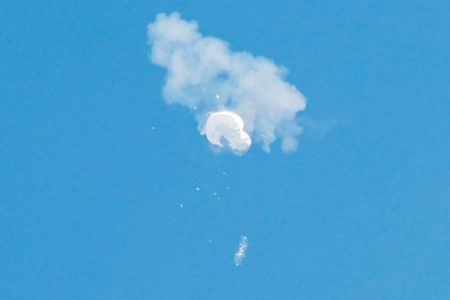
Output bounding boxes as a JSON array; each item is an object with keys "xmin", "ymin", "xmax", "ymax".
[{"xmin": 202, "ymin": 111, "xmax": 251, "ymax": 152}]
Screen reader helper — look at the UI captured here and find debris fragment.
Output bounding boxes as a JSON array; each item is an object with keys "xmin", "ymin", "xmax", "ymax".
[{"xmin": 234, "ymin": 236, "xmax": 248, "ymax": 266}]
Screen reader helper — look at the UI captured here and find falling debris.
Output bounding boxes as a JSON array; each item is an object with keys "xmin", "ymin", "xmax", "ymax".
[
  {"xmin": 212, "ymin": 191, "xmax": 220, "ymax": 200},
  {"xmin": 222, "ymin": 171, "xmax": 226, "ymax": 176},
  {"xmin": 179, "ymin": 203, "xmax": 184, "ymax": 208},
  {"xmin": 195, "ymin": 187, "xmax": 200, "ymax": 191},
  {"xmin": 225, "ymin": 186, "xmax": 230, "ymax": 191},
  {"xmin": 151, "ymin": 126, "xmax": 156, "ymax": 130},
  {"xmin": 234, "ymin": 235, "xmax": 248, "ymax": 266}
]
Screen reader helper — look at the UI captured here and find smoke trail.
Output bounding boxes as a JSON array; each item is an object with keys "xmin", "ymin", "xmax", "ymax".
[
  {"xmin": 147, "ymin": 12, "xmax": 307, "ymax": 153},
  {"xmin": 234, "ymin": 235, "xmax": 248, "ymax": 266}
]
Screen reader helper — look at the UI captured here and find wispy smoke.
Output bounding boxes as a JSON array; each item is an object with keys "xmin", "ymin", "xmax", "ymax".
[
  {"xmin": 147, "ymin": 12, "xmax": 307, "ymax": 153},
  {"xmin": 234, "ymin": 235, "xmax": 248, "ymax": 266}
]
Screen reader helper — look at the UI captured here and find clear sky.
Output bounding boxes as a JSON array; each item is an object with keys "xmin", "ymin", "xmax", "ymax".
[{"xmin": 1, "ymin": 1, "xmax": 449, "ymax": 299}]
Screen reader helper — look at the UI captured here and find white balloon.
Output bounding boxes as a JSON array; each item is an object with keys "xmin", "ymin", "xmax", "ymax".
[{"xmin": 202, "ymin": 111, "xmax": 251, "ymax": 153}]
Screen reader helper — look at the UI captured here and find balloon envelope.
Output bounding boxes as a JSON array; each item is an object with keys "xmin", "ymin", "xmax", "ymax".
[{"xmin": 202, "ymin": 111, "xmax": 251, "ymax": 152}]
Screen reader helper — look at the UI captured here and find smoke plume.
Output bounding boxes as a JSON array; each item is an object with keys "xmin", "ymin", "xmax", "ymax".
[{"xmin": 147, "ymin": 13, "xmax": 307, "ymax": 153}]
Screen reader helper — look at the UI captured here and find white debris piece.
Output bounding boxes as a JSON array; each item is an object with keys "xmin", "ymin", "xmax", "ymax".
[{"xmin": 234, "ymin": 235, "xmax": 248, "ymax": 266}]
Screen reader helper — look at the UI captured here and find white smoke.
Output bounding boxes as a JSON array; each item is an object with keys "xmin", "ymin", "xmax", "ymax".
[
  {"xmin": 147, "ymin": 12, "xmax": 307, "ymax": 153},
  {"xmin": 234, "ymin": 235, "xmax": 248, "ymax": 266}
]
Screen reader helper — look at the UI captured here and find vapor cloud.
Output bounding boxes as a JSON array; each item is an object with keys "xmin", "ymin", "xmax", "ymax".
[{"xmin": 148, "ymin": 12, "xmax": 307, "ymax": 153}]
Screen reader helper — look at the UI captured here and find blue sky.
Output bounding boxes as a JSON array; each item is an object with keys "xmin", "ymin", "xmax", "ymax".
[{"xmin": 1, "ymin": 0, "xmax": 449, "ymax": 299}]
